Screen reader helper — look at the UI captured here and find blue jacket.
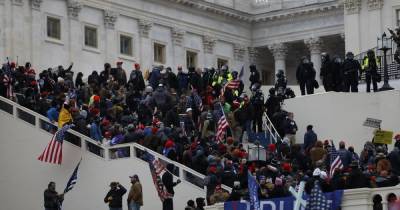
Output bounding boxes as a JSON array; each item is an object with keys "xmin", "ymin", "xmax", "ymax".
[
  {"xmin": 303, "ymin": 130, "xmax": 317, "ymax": 150},
  {"xmin": 90, "ymin": 123, "xmax": 102, "ymax": 142},
  {"xmin": 149, "ymin": 69, "xmax": 161, "ymax": 89},
  {"xmin": 46, "ymin": 107, "xmax": 59, "ymax": 122},
  {"xmin": 177, "ymin": 72, "xmax": 188, "ymax": 90},
  {"xmin": 338, "ymin": 148, "xmax": 352, "ymax": 168}
]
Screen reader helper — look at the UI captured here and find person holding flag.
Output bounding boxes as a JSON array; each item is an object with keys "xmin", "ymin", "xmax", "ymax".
[{"xmin": 44, "ymin": 182, "xmax": 64, "ymax": 210}]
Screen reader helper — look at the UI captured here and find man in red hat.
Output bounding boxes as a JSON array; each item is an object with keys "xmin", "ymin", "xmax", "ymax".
[{"xmin": 128, "ymin": 63, "xmax": 145, "ymax": 93}]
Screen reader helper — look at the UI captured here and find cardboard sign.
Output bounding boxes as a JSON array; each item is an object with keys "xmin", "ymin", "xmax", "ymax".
[
  {"xmin": 363, "ymin": 118, "xmax": 382, "ymax": 128},
  {"xmin": 374, "ymin": 130, "xmax": 393, "ymax": 144}
]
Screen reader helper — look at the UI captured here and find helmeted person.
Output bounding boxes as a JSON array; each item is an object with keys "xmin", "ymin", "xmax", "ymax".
[
  {"xmin": 250, "ymin": 83, "xmax": 264, "ymax": 133},
  {"xmin": 296, "ymin": 56, "xmax": 316, "ymax": 95},
  {"xmin": 274, "ymin": 70, "xmax": 287, "ymax": 101},
  {"xmin": 249, "ymin": 64, "xmax": 260, "ymax": 89},
  {"xmin": 342, "ymin": 52, "xmax": 362, "ymax": 92},
  {"xmin": 361, "ymin": 50, "xmax": 380, "ymax": 92},
  {"xmin": 331, "ymin": 56, "xmax": 344, "ymax": 92},
  {"xmin": 320, "ymin": 52, "xmax": 335, "ymax": 92}
]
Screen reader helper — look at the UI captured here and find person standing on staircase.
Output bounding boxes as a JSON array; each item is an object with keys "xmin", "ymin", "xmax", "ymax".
[
  {"xmin": 162, "ymin": 164, "xmax": 181, "ymax": 210},
  {"xmin": 361, "ymin": 50, "xmax": 380, "ymax": 93},
  {"xmin": 342, "ymin": 52, "xmax": 361, "ymax": 92}
]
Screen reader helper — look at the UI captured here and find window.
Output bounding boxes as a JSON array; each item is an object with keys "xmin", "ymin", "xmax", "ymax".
[
  {"xmin": 217, "ymin": 58, "xmax": 228, "ymax": 69},
  {"xmin": 120, "ymin": 34, "xmax": 133, "ymax": 56},
  {"xmin": 186, "ymin": 51, "xmax": 197, "ymax": 69},
  {"xmin": 397, "ymin": 9, "xmax": 400, "ymax": 26},
  {"xmin": 84, "ymin": 26, "xmax": 98, "ymax": 48},
  {"xmin": 47, "ymin": 17, "xmax": 61, "ymax": 40},
  {"xmin": 154, "ymin": 43, "xmax": 166, "ymax": 64}
]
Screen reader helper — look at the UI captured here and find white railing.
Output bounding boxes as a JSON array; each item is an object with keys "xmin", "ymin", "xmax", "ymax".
[
  {"xmin": 0, "ymin": 96, "xmax": 232, "ymax": 193},
  {"xmin": 262, "ymin": 112, "xmax": 282, "ymax": 144},
  {"xmin": 204, "ymin": 184, "xmax": 400, "ymax": 210}
]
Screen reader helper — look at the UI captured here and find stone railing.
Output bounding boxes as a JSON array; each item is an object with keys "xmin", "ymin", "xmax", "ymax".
[
  {"xmin": 0, "ymin": 96, "xmax": 232, "ymax": 193},
  {"xmin": 204, "ymin": 184, "xmax": 400, "ymax": 210}
]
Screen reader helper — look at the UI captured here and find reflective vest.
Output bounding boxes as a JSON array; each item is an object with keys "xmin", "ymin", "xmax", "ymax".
[{"xmin": 362, "ymin": 57, "xmax": 381, "ymax": 71}]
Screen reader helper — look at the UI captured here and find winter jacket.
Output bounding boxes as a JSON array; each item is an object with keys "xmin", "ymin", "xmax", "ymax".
[
  {"xmin": 127, "ymin": 182, "xmax": 143, "ymax": 206},
  {"xmin": 177, "ymin": 72, "xmax": 189, "ymax": 90},
  {"xmin": 304, "ymin": 130, "xmax": 317, "ymax": 151},
  {"xmin": 44, "ymin": 189, "xmax": 63, "ymax": 210},
  {"xmin": 296, "ymin": 63, "xmax": 316, "ymax": 83},
  {"xmin": 47, "ymin": 107, "xmax": 59, "ymax": 123},
  {"xmin": 338, "ymin": 148, "xmax": 352, "ymax": 168},
  {"xmin": 58, "ymin": 107, "xmax": 72, "ymax": 128},
  {"xmin": 128, "ymin": 70, "xmax": 145, "ymax": 92},
  {"xmin": 149, "ymin": 69, "xmax": 161, "ymax": 89},
  {"xmin": 388, "ymin": 148, "xmax": 400, "ymax": 175},
  {"xmin": 104, "ymin": 186, "xmax": 127, "ymax": 208}
]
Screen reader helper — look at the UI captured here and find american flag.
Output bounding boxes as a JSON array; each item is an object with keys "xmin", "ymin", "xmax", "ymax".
[
  {"xmin": 305, "ymin": 181, "xmax": 330, "ymax": 210},
  {"xmin": 64, "ymin": 160, "xmax": 81, "ymax": 193},
  {"xmin": 215, "ymin": 103, "xmax": 228, "ymax": 142},
  {"xmin": 329, "ymin": 143, "xmax": 343, "ymax": 178},
  {"xmin": 225, "ymin": 80, "xmax": 241, "ymax": 90},
  {"xmin": 143, "ymin": 151, "xmax": 172, "ymax": 201},
  {"xmin": 38, "ymin": 124, "xmax": 73, "ymax": 165}
]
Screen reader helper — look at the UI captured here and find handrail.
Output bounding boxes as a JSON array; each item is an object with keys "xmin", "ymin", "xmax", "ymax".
[
  {"xmin": 262, "ymin": 112, "xmax": 281, "ymax": 144},
  {"xmin": 0, "ymin": 96, "xmax": 232, "ymax": 193}
]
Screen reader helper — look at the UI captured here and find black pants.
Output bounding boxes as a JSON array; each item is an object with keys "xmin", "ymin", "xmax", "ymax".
[
  {"xmin": 343, "ymin": 78, "xmax": 358, "ymax": 92},
  {"xmin": 366, "ymin": 74, "xmax": 378, "ymax": 92},
  {"xmin": 163, "ymin": 198, "xmax": 173, "ymax": 210},
  {"xmin": 252, "ymin": 110, "xmax": 263, "ymax": 132},
  {"xmin": 300, "ymin": 81, "xmax": 314, "ymax": 95}
]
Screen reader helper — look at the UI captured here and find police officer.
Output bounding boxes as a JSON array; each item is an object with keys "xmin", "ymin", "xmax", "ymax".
[
  {"xmin": 296, "ymin": 57, "xmax": 316, "ymax": 95},
  {"xmin": 320, "ymin": 53, "xmax": 335, "ymax": 92},
  {"xmin": 361, "ymin": 50, "xmax": 380, "ymax": 92},
  {"xmin": 275, "ymin": 70, "xmax": 287, "ymax": 101},
  {"xmin": 342, "ymin": 52, "xmax": 362, "ymax": 92},
  {"xmin": 250, "ymin": 83, "xmax": 264, "ymax": 132}
]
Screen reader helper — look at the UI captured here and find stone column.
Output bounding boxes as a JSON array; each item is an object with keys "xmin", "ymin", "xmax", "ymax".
[
  {"xmin": 30, "ymin": 0, "xmax": 43, "ymax": 67},
  {"xmin": 305, "ymin": 37, "xmax": 322, "ymax": 83},
  {"xmin": 171, "ymin": 27, "xmax": 185, "ymax": 70},
  {"xmin": 67, "ymin": 0, "xmax": 82, "ymax": 69},
  {"xmin": 11, "ymin": 0, "xmax": 25, "ymax": 62},
  {"xmin": 233, "ymin": 43, "xmax": 246, "ymax": 71},
  {"xmin": 104, "ymin": 10, "xmax": 118, "ymax": 64},
  {"xmin": 138, "ymin": 19, "xmax": 153, "ymax": 71},
  {"xmin": 344, "ymin": 0, "xmax": 361, "ymax": 53},
  {"xmin": 203, "ymin": 35, "xmax": 216, "ymax": 68},
  {"xmin": 0, "ymin": 0, "xmax": 5, "ymax": 62},
  {"xmin": 269, "ymin": 43, "xmax": 287, "ymax": 81}
]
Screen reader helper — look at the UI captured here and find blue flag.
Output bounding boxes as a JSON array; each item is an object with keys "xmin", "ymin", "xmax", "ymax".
[
  {"xmin": 248, "ymin": 171, "xmax": 260, "ymax": 210},
  {"xmin": 305, "ymin": 181, "xmax": 330, "ymax": 210},
  {"xmin": 64, "ymin": 160, "xmax": 81, "ymax": 193}
]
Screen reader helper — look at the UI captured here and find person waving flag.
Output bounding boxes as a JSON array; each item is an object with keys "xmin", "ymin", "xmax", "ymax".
[{"xmin": 38, "ymin": 124, "xmax": 74, "ymax": 164}]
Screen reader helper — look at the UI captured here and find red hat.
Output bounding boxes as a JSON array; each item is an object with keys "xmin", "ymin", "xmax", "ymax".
[
  {"xmin": 41, "ymin": 91, "xmax": 49, "ymax": 97},
  {"xmin": 27, "ymin": 69, "xmax": 36, "ymax": 75},
  {"xmin": 282, "ymin": 162, "xmax": 292, "ymax": 172},
  {"xmin": 116, "ymin": 61, "xmax": 123, "ymax": 65},
  {"xmin": 268, "ymin": 144, "xmax": 276, "ymax": 152},
  {"xmin": 101, "ymin": 118, "xmax": 110, "ymax": 126},
  {"xmin": 394, "ymin": 134, "xmax": 400, "ymax": 140},
  {"xmin": 90, "ymin": 108, "xmax": 100, "ymax": 116},
  {"xmin": 10, "ymin": 62, "xmax": 16, "ymax": 68},
  {"xmin": 208, "ymin": 166, "xmax": 217, "ymax": 174},
  {"xmin": 165, "ymin": 139, "xmax": 174, "ymax": 148},
  {"xmin": 134, "ymin": 63, "xmax": 140, "ymax": 69},
  {"xmin": 93, "ymin": 95, "xmax": 100, "ymax": 102}
]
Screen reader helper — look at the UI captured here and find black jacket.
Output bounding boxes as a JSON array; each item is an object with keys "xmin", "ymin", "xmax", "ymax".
[
  {"xmin": 296, "ymin": 63, "xmax": 316, "ymax": 83},
  {"xmin": 104, "ymin": 186, "xmax": 127, "ymax": 208},
  {"xmin": 44, "ymin": 189, "xmax": 63, "ymax": 210},
  {"xmin": 162, "ymin": 171, "xmax": 178, "ymax": 196}
]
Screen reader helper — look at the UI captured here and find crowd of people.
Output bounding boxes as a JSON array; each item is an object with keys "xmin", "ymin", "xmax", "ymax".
[{"xmin": 1, "ymin": 57, "xmax": 399, "ymax": 209}]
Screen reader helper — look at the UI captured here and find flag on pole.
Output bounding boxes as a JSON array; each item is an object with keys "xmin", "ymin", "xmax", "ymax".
[
  {"xmin": 305, "ymin": 181, "xmax": 330, "ymax": 210},
  {"xmin": 329, "ymin": 143, "xmax": 343, "ymax": 178},
  {"xmin": 248, "ymin": 171, "xmax": 260, "ymax": 210},
  {"xmin": 143, "ymin": 151, "xmax": 173, "ymax": 202},
  {"xmin": 216, "ymin": 103, "xmax": 229, "ymax": 142},
  {"xmin": 64, "ymin": 159, "xmax": 81, "ymax": 193},
  {"xmin": 225, "ymin": 80, "xmax": 241, "ymax": 90},
  {"xmin": 38, "ymin": 124, "xmax": 74, "ymax": 165}
]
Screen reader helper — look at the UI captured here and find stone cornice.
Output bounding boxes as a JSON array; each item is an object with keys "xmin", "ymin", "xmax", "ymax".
[
  {"xmin": 171, "ymin": 28, "xmax": 185, "ymax": 46},
  {"xmin": 344, "ymin": 0, "xmax": 361, "ymax": 14},
  {"xmin": 304, "ymin": 37, "xmax": 322, "ymax": 53},
  {"xmin": 31, "ymin": 0, "xmax": 43, "ymax": 11},
  {"xmin": 269, "ymin": 43, "xmax": 288, "ymax": 60},
  {"xmin": 67, "ymin": 0, "xmax": 83, "ymax": 19},
  {"xmin": 367, "ymin": 0, "xmax": 384, "ymax": 11},
  {"xmin": 253, "ymin": 2, "xmax": 343, "ymax": 23},
  {"xmin": 138, "ymin": 19, "xmax": 153, "ymax": 38}
]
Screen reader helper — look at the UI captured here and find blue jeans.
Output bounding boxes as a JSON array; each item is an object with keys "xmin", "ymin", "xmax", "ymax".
[{"xmin": 129, "ymin": 201, "xmax": 141, "ymax": 210}]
